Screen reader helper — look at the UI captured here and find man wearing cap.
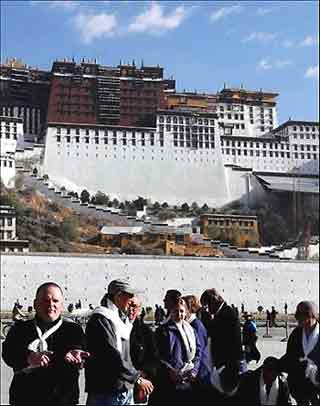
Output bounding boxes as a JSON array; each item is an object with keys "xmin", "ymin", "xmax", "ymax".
[{"xmin": 85, "ymin": 279, "xmax": 154, "ymax": 405}]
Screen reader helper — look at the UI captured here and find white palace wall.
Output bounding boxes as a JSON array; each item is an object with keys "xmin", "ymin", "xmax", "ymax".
[{"xmin": 1, "ymin": 253, "xmax": 318, "ymax": 312}]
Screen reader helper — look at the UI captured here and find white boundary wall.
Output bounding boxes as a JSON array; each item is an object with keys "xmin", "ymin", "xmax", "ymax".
[{"xmin": 1, "ymin": 253, "xmax": 318, "ymax": 312}]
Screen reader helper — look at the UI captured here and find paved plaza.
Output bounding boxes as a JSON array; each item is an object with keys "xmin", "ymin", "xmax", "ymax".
[{"xmin": 1, "ymin": 326, "xmax": 291, "ymax": 406}]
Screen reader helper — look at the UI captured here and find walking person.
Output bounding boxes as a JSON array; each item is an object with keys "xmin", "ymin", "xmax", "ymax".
[
  {"xmin": 242, "ymin": 312, "xmax": 261, "ymax": 364},
  {"xmin": 280, "ymin": 301, "xmax": 319, "ymax": 406},
  {"xmin": 85, "ymin": 279, "xmax": 154, "ymax": 406},
  {"xmin": 2, "ymin": 282, "xmax": 89, "ymax": 406},
  {"xmin": 153, "ymin": 297, "xmax": 201, "ymax": 406}
]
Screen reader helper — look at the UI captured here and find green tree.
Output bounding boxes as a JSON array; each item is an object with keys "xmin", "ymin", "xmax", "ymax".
[
  {"xmin": 80, "ymin": 189, "xmax": 90, "ymax": 203},
  {"xmin": 94, "ymin": 191, "xmax": 109, "ymax": 206},
  {"xmin": 60, "ymin": 216, "xmax": 79, "ymax": 241},
  {"xmin": 153, "ymin": 201, "xmax": 160, "ymax": 210},
  {"xmin": 181, "ymin": 202, "xmax": 189, "ymax": 212},
  {"xmin": 191, "ymin": 202, "xmax": 199, "ymax": 211},
  {"xmin": 162, "ymin": 202, "xmax": 169, "ymax": 209},
  {"xmin": 112, "ymin": 198, "xmax": 119, "ymax": 208},
  {"xmin": 201, "ymin": 203, "xmax": 209, "ymax": 212}
]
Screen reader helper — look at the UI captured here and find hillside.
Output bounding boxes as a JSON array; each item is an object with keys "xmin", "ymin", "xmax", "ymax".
[{"xmin": 0, "ymin": 184, "xmax": 110, "ymax": 253}]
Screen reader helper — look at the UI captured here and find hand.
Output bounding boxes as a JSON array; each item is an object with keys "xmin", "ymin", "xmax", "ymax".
[
  {"xmin": 137, "ymin": 377, "xmax": 154, "ymax": 396},
  {"xmin": 27, "ymin": 351, "xmax": 53, "ymax": 368},
  {"xmin": 64, "ymin": 349, "xmax": 90, "ymax": 368}
]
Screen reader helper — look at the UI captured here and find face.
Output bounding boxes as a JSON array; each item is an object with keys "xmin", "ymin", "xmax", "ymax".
[
  {"xmin": 115, "ymin": 292, "xmax": 134, "ymax": 312},
  {"xmin": 128, "ymin": 298, "xmax": 141, "ymax": 321},
  {"xmin": 34, "ymin": 286, "xmax": 63, "ymax": 322},
  {"xmin": 171, "ymin": 304, "xmax": 187, "ymax": 323},
  {"xmin": 295, "ymin": 308, "xmax": 317, "ymax": 331}
]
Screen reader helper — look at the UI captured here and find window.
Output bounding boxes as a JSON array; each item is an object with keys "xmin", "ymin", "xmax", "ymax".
[
  {"xmin": 104, "ymin": 137, "xmax": 108, "ymax": 145},
  {"xmin": 57, "ymin": 135, "xmax": 61, "ymax": 142},
  {"xmin": 301, "ymin": 153, "xmax": 305, "ymax": 159},
  {"xmin": 66, "ymin": 136, "xmax": 70, "ymax": 143},
  {"xmin": 75, "ymin": 136, "xmax": 80, "ymax": 143},
  {"xmin": 166, "ymin": 125, "xmax": 171, "ymax": 131},
  {"xmin": 85, "ymin": 137, "xmax": 89, "ymax": 144},
  {"xmin": 227, "ymin": 114, "xmax": 232, "ymax": 119},
  {"xmin": 76, "ymin": 128, "xmax": 80, "ymax": 135}
]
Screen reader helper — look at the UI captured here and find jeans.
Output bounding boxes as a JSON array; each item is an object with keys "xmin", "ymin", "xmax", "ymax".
[{"xmin": 86, "ymin": 389, "xmax": 134, "ymax": 406}]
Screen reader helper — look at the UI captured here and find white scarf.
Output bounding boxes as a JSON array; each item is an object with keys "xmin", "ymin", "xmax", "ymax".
[
  {"xmin": 259, "ymin": 371, "xmax": 279, "ymax": 405},
  {"xmin": 175, "ymin": 320, "xmax": 197, "ymax": 363},
  {"xmin": 210, "ymin": 365, "xmax": 239, "ymax": 397},
  {"xmin": 301, "ymin": 322, "xmax": 320, "ymax": 386},
  {"xmin": 28, "ymin": 318, "xmax": 63, "ymax": 352},
  {"xmin": 92, "ymin": 300, "xmax": 132, "ymax": 352},
  {"xmin": 302, "ymin": 322, "xmax": 319, "ymax": 358},
  {"xmin": 188, "ymin": 313, "xmax": 197, "ymax": 324}
]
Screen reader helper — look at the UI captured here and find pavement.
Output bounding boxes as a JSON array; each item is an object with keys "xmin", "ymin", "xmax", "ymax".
[{"xmin": 0, "ymin": 326, "xmax": 292, "ymax": 406}]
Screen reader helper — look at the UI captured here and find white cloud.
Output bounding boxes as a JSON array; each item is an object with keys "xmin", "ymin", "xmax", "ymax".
[
  {"xmin": 299, "ymin": 36, "xmax": 319, "ymax": 47},
  {"xmin": 128, "ymin": 2, "xmax": 188, "ymax": 34},
  {"xmin": 31, "ymin": 0, "xmax": 79, "ymax": 9},
  {"xmin": 282, "ymin": 39, "xmax": 295, "ymax": 48},
  {"xmin": 242, "ymin": 31, "xmax": 277, "ymax": 43},
  {"xmin": 305, "ymin": 65, "xmax": 319, "ymax": 79},
  {"xmin": 72, "ymin": 12, "xmax": 117, "ymax": 44},
  {"xmin": 257, "ymin": 58, "xmax": 293, "ymax": 70},
  {"xmin": 257, "ymin": 7, "xmax": 272, "ymax": 16},
  {"xmin": 210, "ymin": 4, "xmax": 242, "ymax": 22},
  {"xmin": 257, "ymin": 58, "xmax": 272, "ymax": 70}
]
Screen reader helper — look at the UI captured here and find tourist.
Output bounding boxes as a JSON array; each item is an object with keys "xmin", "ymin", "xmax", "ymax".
[
  {"xmin": 163, "ymin": 289, "xmax": 182, "ymax": 320},
  {"xmin": 280, "ymin": 301, "xmax": 319, "ymax": 406},
  {"xmin": 11, "ymin": 301, "xmax": 26, "ymax": 322},
  {"xmin": 200, "ymin": 288, "xmax": 243, "ymax": 400},
  {"xmin": 183, "ymin": 295, "xmax": 212, "ymax": 403},
  {"xmin": 242, "ymin": 312, "xmax": 261, "ymax": 364},
  {"xmin": 153, "ymin": 297, "xmax": 200, "ymax": 405},
  {"xmin": 2, "ymin": 282, "xmax": 89, "ymax": 406},
  {"xmin": 128, "ymin": 297, "xmax": 159, "ymax": 404},
  {"xmin": 85, "ymin": 279, "xmax": 154, "ymax": 406},
  {"xmin": 182, "ymin": 295, "xmax": 211, "ymax": 384},
  {"xmin": 237, "ymin": 356, "xmax": 292, "ymax": 405}
]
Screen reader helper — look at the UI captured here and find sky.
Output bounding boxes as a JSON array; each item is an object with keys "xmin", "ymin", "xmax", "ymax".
[{"xmin": 1, "ymin": 0, "xmax": 319, "ymax": 123}]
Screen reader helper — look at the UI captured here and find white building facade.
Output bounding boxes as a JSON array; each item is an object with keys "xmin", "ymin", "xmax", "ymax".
[
  {"xmin": 0, "ymin": 116, "xmax": 23, "ymax": 188},
  {"xmin": 42, "ymin": 109, "xmax": 319, "ymax": 207}
]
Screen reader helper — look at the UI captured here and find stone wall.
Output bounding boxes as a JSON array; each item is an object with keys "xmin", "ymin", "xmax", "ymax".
[{"xmin": 1, "ymin": 253, "xmax": 318, "ymax": 312}]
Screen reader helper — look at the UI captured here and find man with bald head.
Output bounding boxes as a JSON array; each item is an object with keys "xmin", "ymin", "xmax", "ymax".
[{"xmin": 2, "ymin": 282, "xmax": 89, "ymax": 406}]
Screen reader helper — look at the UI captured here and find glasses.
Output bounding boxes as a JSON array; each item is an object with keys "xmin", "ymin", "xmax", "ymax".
[{"xmin": 129, "ymin": 304, "xmax": 140, "ymax": 309}]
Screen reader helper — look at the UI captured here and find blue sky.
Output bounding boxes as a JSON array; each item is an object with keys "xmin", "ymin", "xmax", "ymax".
[{"xmin": 1, "ymin": 0, "xmax": 319, "ymax": 123}]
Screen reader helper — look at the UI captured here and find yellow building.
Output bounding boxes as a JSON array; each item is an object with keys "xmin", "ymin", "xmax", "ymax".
[{"xmin": 200, "ymin": 213, "xmax": 260, "ymax": 248}]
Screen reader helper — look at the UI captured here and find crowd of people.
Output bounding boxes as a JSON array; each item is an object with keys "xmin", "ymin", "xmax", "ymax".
[{"xmin": 2, "ymin": 280, "xmax": 319, "ymax": 406}]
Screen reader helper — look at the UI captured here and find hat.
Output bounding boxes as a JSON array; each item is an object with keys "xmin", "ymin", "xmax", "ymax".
[{"xmin": 107, "ymin": 279, "xmax": 138, "ymax": 296}]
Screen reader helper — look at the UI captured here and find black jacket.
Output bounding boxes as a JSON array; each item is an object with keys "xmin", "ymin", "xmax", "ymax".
[
  {"xmin": 207, "ymin": 302, "xmax": 243, "ymax": 371},
  {"xmin": 85, "ymin": 312, "xmax": 140, "ymax": 394},
  {"xmin": 237, "ymin": 368, "xmax": 292, "ymax": 406},
  {"xmin": 2, "ymin": 317, "xmax": 85, "ymax": 406},
  {"xmin": 130, "ymin": 318, "xmax": 159, "ymax": 380}
]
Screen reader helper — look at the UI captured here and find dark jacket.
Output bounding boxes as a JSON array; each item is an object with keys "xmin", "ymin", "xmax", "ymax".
[
  {"xmin": 237, "ymin": 368, "xmax": 292, "ymax": 406},
  {"xmin": 85, "ymin": 312, "xmax": 140, "ymax": 394},
  {"xmin": 130, "ymin": 317, "xmax": 159, "ymax": 380},
  {"xmin": 2, "ymin": 317, "xmax": 85, "ymax": 406},
  {"xmin": 280, "ymin": 325, "xmax": 320, "ymax": 400},
  {"xmin": 207, "ymin": 302, "xmax": 243, "ymax": 371},
  {"xmin": 155, "ymin": 320, "xmax": 201, "ymax": 388},
  {"xmin": 190, "ymin": 317, "xmax": 211, "ymax": 384}
]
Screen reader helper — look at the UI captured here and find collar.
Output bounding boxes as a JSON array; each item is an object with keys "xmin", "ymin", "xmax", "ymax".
[
  {"xmin": 35, "ymin": 315, "xmax": 62, "ymax": 333},
  {"xmin": 215, "ymin": 301, "xmax": 225, "ymax": 316}
]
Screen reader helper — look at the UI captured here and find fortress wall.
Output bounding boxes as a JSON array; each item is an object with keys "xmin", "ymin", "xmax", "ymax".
[
  {"xmin": 1, "ymin": 253, "xmax": 318, "ymax": 312},
  {"xmin": 42, "ymin": 127, "xmax": 230, "ymax": 206}
]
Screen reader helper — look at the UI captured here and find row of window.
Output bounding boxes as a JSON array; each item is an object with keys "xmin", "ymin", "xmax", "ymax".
[
  {"xmin": 221, "ymin": 140, "xmax": 290, "ymax": 149},
  {"xmin": 223, "ymin": 149, "xmax": 318, "ymax": 160},
  {"xmin": 0, "ymin": 133, "xmax": 18, "ymax": 140},
  {"xmin": 293, "ymin": 145, "xmax": 318, "ymax": 151},
  {"xmin": 292, "ymin": 125, "xmax": 317, "ymax": 132},
  {"xmin": 56, "ymin": 128, "xmax": 154, "ymax": 138},
  {"xmin": 292, "ymin": 133, "xmax": 318, "ymax": 140},
  {"xmin": 0, "ymin": 160, "xmax": 13, "ymax": 167},
  {"xmin": 160, "ymin": 125, "xmax": 215, "ymax": 133},
  {"xmin": 0, "ymin": 218, "xmax": 13, "ymax": 227},
  {"xmin": 57, "ymin": 135, "xmax": 157, "ymax": 146},
  {"xmin": 158, "ymin": 116, "xmax": 215, "ymax": 125},
  {"xmin": 209, "ymin": 219, "xmax": 255, "ymax": 227}
]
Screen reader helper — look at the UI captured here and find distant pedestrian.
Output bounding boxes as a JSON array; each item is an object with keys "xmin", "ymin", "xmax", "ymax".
[
  {"xmin": 271, "ymin": 306, "xmax": 278, "ymax": 327},
  {"xmin": 241, "ymin": 303, "xmax": 245, "ymax": 314},
  {"xmin": 266, "ymin": 310, "xmax": 271, "ymax": 327},
  {"xmin": 242, "ymin": 313, "xmax": 261, "ymax": 364},
  {"xmin": 284, "ymin": 303, "xmax": 288, "ymax": 315}
]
